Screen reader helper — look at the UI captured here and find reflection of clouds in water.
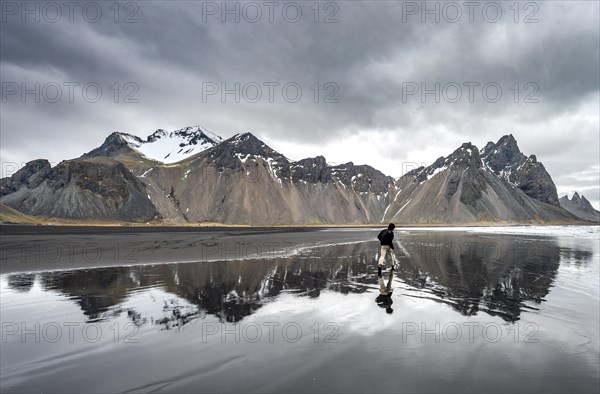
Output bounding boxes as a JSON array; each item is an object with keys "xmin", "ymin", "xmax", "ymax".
[{"xmin": 252, "ymin": 291, "xmax": 399, "ymax": 337}]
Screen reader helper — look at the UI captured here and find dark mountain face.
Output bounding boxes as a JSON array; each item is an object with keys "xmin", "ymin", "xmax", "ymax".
[
  {"xmin": 481, "ymin": 134, "xmax": 559, "ymax": 205},
  {"xmin": 481, "ymin": 135, "xmax": 522, "ymax": 172},
  {"xmin": 292, "ymin": 156, "xmax": 331, "ymax": 184},
  {"xmin": 204, "ymin": 133, "xmax": 290, "ymax": 176},
  {"xmin": 331, "ymin": 162, "xmax": 395, "ymax": 193},
  {"xmin": 0, "ymin": 157, "xmax": 158, "ymax": 222},
  {"xmin": 83, "ymin": 132, "xmax": 140, "ymax": 159},
  {"xmin": 287, "ymin": 156, "xmax": 395, "ymax": 192},
  {"xmin": 401, "ymin": 143, "xmax": 487, "ymax": 208},
  {"xmin": 559, "ymin": 193, "xmax": 600, "ymax": 222},
  {"xmin": 1, "ymin": 159, "xmax": 52, "ymax": 196}
]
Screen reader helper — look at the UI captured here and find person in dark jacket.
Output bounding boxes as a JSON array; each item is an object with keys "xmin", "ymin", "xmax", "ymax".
[{"xmin": 377, "ymin": 223, "xmax": 397, "ymax": 274}]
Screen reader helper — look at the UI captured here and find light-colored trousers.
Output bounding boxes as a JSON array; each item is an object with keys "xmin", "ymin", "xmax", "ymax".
[
  {"xmin": 378, "ymin": 245, "xmax": 396, "ymax": 267},
  {"xmin": 378, "ymin": 272, "xmax": 393, "ymax": 295}
]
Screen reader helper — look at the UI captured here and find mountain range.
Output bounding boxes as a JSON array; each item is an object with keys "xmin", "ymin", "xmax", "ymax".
[{"xmin": 0, "ymin": 126, "xmax": 594, "ymax": 225}]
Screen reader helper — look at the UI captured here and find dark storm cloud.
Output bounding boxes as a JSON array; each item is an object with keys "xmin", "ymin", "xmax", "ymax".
[{"xmin": 1, "ymin": 0, "xmax": 599, "ymax": 206}]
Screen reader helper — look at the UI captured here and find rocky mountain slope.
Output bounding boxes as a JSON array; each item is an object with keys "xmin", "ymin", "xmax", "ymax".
[
  {"xmin": 559, "ymin": 193, "xmax": 600, "ymax": 222},
  {"xmin": 0, "ymin": 127, "xmax": 585, "ymax": 225},
  {"xmin": 380, "ymin": 136, "xmax": 575, "ymax": 224},
  {"xmin": 0, "ymin": 157, "xmax": 158, "ymax": 222}
]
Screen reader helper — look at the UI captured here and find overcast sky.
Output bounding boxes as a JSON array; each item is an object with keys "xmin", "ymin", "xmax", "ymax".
[{"xmin": 1, "ymin": 0, "xmax": 599, "ymax": 208}]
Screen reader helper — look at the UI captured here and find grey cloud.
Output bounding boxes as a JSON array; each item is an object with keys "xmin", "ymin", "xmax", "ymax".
[{"xmin": 1, "ymin": 0, "xmax": 598, "ymax": 206}]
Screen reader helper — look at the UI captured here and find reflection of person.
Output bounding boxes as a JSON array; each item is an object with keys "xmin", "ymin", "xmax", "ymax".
[
  {"xmin": 377, "ymin": 223, "xmax": 397, "ymax": 272},
  {"xmin": 376, "ymin": 268, "xmax": 394, "ymax": 314}
]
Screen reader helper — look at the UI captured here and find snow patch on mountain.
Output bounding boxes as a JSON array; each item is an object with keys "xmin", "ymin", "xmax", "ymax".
[
  {"xmin": 426, "ymin": 165, "xmax": 448, "ymax": 181},
  {"xmin": 122, "ymin": 126, "xmax": 223, "ymax": 164}
]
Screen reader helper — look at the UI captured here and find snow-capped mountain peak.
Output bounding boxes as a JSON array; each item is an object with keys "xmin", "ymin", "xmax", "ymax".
[{"xmin": 120, "ymin": 125, "xmax": 223, "ymax": 163}]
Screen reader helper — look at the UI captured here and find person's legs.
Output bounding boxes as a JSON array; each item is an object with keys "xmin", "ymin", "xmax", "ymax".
[
  {"xmin": 384, "ymin": 247, "xmax": 394, "ymax": 269},
  {"xmin": 378, "ymin": 246, "xmax": 388, "ymax": 267}
]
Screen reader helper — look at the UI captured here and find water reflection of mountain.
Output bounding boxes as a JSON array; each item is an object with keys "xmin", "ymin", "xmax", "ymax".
[
  {"xmin": 5, "ymin": 233, "xmax": 594, "ymax": 325},
  {"xmin": 40, "ymin": 268, "xmax": 135, "ymax": 320},
  {"xmin": 395, "ymin": 233, "xmax": 568, "ymax": 321}
]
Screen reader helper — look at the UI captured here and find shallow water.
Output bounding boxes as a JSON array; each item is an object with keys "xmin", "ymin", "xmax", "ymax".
[{"xmin": 1, "ymin": 227, "xmax": 599, "ymax": 393}]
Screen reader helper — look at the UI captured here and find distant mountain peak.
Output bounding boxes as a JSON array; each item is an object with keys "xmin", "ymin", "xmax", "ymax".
[
  {"xmin": 482, "ymin": 134, "xmax": 522, "ymax": 169},
  {"xmin": 481, "ymin": 141, "xmax": 495, "ymax": 156},
  {"xmin": 499, "ymin": 133, "xmax": 517, "ymax": 143},
  {"xmin": 229, "ymin": 132, "xmax": 263, "ymax": 147},
  {"xmin": 481, "ymin": 135, "xmax": 559, "ymax": 205},
  {"xmin": 85, "ymin": 125, "xmax": 223, "ymax": 164},
  {"xmin": 113, "ymin": 131, "xmax": 141, "ymax": 142},
  {"xmin": 147, "ymin": 129, "xmax": 167, "ymax": 141},
  {"xmin": 451, "ymin": 142, "xmax": 479, "ymax": 161},
  {"xmin": 495, "ymin": 134, "xmax": 519, "ymax": 152},
  {"xmin": 205, "ymin": 132, "xmax": 291, "ymax": 176},
  {"xmin": 293, "ymin": 156, "xmax": 327, "ymax": 167},
  {"xmin": 560, "ymin": 192, "xmax": 600, "ymax": 222},
  {"xmin": 220, "ymin": 132, "xmax": 285, "ymax": 159},
  {"xmin": 234, "ymin": 131, "xmax": 256, "ymax": 139},
  {"xmin": 406, "ymin": 141, "xmax": 481, "ymax": 184},
  {"xmin": 83, "ymin": 132, "xmax": 138, "ymax": 158},
  {"xmin": 528, "ymin": 154, "xmax": 538, "ymax": 163}
]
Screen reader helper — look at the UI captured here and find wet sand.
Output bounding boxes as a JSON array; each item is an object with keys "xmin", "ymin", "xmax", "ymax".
[{"xmin": 0, "ymin": 225, "xmax": 376, "ymax": 274}]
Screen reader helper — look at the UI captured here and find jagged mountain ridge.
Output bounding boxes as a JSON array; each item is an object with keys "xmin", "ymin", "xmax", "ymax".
[
  {"xmin": 481, "ymin": 135, "xmax": 559, "ymax": 205},
  {"xmin": 380, "ymin": 138, "xmax": 576, "ymax": 224},
  {"xmin": 0, "ymin": 128, "xmax": 584, "ymax": 224},
  {"xmin": 559, "ymin": 193, "xmax": 600, "ymax": 222}
]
